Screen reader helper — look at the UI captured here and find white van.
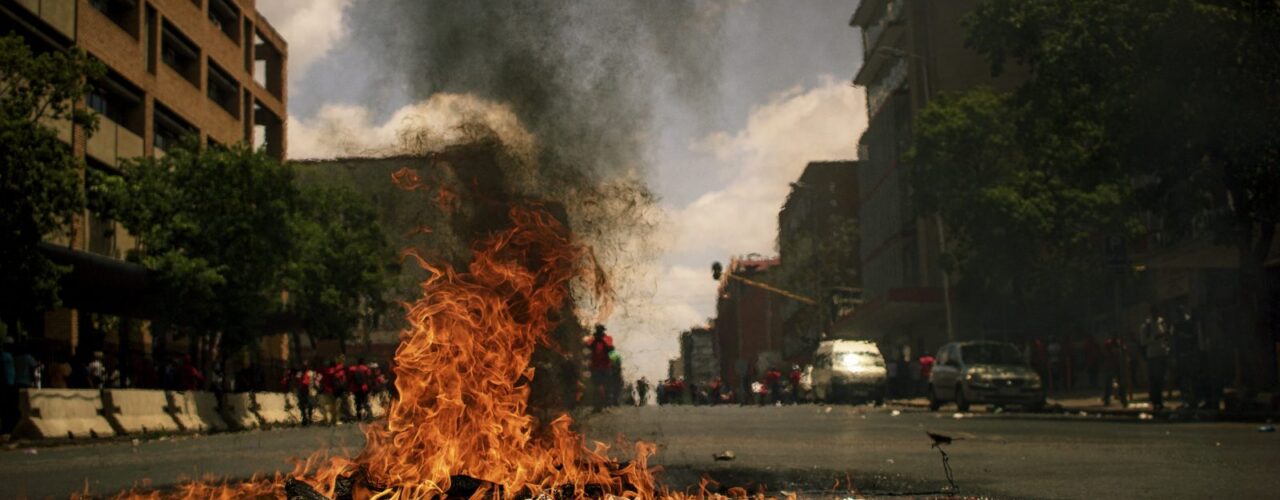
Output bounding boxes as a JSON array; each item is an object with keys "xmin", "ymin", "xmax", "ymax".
[{"xmin": 812, "ymin": 340, "xmax": 887, "ymax": 405}]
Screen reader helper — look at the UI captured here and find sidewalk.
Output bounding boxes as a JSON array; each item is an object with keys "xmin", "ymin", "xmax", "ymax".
[{"xmin": 893, "ymin": 389, "xmax": 1280, "ymax": 422}]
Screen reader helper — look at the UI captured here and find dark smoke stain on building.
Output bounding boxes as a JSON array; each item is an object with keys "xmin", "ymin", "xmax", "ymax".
[{"xmin": 343, "ymin": 0, "xmax": 727, "ymax": 180}]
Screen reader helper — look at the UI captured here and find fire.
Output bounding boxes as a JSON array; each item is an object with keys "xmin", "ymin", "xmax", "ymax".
[{"xmin": 113, "ymin": 205, "xmax": 661, "ymax": 499}]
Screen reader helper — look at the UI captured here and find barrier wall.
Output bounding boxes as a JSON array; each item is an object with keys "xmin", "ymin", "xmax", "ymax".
[
  {"xmin": 167, "ymin": 391, "xmax": 228, "ymax": 432},
  {"xmin": 254, "ymin": 392, "xmax": 301, "ymax": 426},
  {"xmin": 13, "ymin": 389, "xmax": 116, "ymax": 439},
  {"xmin": 220, "ymin": 392, "xmax": 260, "ymax": 429},
  {"xmin": 15, "ymin": 389, "xmax": 392, "ymax": 440},
  {"xmin": 103, "ymin": 389, "xmax": 181, "ymax": 434}
]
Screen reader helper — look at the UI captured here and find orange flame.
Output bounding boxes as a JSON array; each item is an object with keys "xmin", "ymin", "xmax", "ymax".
[{"xmin": 114, "ymin": 206, "xmax": 663, "ymax": 499}]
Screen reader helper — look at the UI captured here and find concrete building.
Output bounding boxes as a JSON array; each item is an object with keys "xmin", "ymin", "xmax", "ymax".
[
  {"xmin": 679, "ymin": 327, "xmax": 719, "ymax": 388},
  {"xmin": 712, "ymin": 255, "xmax": 786, "ymax": 389},
  {"xmin": 776, "ymin": 160, "xmax": 861, "ymax": 360},
  {"xmin": 3, "ymin": 0, "xmax": 287, "ymax": 371},
  {"xmin": 840, "ymin": 0, "xmax": 1021, "ymax": 362}
]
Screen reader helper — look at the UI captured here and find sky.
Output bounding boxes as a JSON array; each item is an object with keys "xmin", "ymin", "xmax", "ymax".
[{"xmin": 257, "ymin": 0, "xmax": 869, "ymax": 382}]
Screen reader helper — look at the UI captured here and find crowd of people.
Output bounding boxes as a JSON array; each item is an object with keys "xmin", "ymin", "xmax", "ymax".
[
  {"xmin": 651, "ymin": 365, "xmax": 810, "ymax": 407},
  {"xmin": 0, "ymin": 335, "xmax": 393, "ymax": 433},
  {"xmin": 282, "ymin": 356, "xmax": 390, "ymax": 426}
]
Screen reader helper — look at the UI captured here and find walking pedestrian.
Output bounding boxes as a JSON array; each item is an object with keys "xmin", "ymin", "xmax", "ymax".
[
  {"xmin": 586, "ymin": 325, "xmax": 614, "ymax": 411},
  {"xmin": 1139, "ymin": 306, "xmax": 1171, "ymax": 411},
  {"xmin": 636, "ymin": 376, "xmax": 649, "ymax": 407}
]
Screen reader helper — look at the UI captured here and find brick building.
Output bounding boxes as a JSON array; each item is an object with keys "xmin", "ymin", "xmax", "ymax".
[
  {"xmin": 712, "ymin": 255, "xmax": 785, "ymax": 390},
  {"xmin": 2, "ymin": 0, "xmax": 287, "ymax": 372}
]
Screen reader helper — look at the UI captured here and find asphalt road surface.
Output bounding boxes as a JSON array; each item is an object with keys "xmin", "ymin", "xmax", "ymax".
[{"xmin": 1, "ymin": 405, "xmax": 1277, "ymax": 498}]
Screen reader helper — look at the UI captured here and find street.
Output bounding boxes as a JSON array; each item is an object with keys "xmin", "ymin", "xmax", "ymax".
[{"xmin": 1, "ymin": 405, "xmax": 1276, "ymax": 499}]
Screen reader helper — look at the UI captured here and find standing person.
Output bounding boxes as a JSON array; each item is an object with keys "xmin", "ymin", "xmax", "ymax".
[
  {"xmin": 586, "ymin": 325, "xmax": 614, "ymax": 411},
  {"xmin": 1100, "ymin": 332, "xmax": 1129, "ymax": 407},
  {"xmin": 283, "ymin": 362, "xmax": 316, "ymax": 426},
  {"xmin": 918, "ymin": 354, "xmax": 936, "ymax": 397},
  {"xmin": 348, "ymin": 358, "xmax": 373, "ymax": 421},
  {"xmin": 635, "ymin": 377, "xmax": 649, "ymax": 407},
  {"xmin": 765, "ymin": 366, "xmax": 783, "ymax": 405},
  {"xmin": 788, "ymin": 365, "xmax": 803, "ymax": 404},
  {"xmin": 323, "ymin": 357, "xmax": 348, "ymax": 425},
  {"xmin": 1139, "ymin": 306, "xmax": 1171, "ymax": 411},
  {"xmin": 1171, "ymin": 305, "xmax": 1201, "ymax": 408},
  {"xmin": 739, "ymin": 362, "xmax": 755, "ymax": 407},
  {"xmin": 87, "ymin": 352, "xmax": 108, "ymax": 389},
  {"xmin": 177, "ymin": 355, "xmax": 203, "ymax": 391}
]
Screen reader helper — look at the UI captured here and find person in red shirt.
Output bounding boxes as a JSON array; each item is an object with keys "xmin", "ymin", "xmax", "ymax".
[
  {"xmin": 178, "ymin": 355, "xmax": 204, "ymax": 392},
  {"xmin": 586, "ymin": 325, "xmax": 614, "ymax": 411},
  {"xmin": 788, "ymin": 365, "xmax": 803, "ymax": 404},
  {"xmin": 321, "ymin": 358, "xmax": 347, "ymax": 425},
  {"xmin": 765, "ymin": 366, "xmax": 783, "ymax": 404},
  {"xmin": 347, "ymin": 358, "xmax": 373, "ymax": 421},
  {"xmin": 919, "ymin": 354, "xmax": 936, "ymax": 397}
]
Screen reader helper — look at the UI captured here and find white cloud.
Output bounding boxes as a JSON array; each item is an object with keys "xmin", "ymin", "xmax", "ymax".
[
  {"xmin": 606, "ymin": 263, "xmax": 719, "ymax": 381},
  {"xmin": 672, "ymin": 78, "xmax": 867, "ymax": 259},
  {"xmin": 287, "ymin": 93, "xmax": 534, "ymax": 159},
  {"xmin": 610, "ymin": 78, "xmax": 867, "ymax": 381},
  {"xmin": 255, "ymin": 0, "xmax": 357, "ymax": 86}
]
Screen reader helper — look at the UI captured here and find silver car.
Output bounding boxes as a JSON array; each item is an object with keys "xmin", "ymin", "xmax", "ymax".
[{"xmin": 928, "ymin": 341, "xmax": 1045, "ymax": 411}]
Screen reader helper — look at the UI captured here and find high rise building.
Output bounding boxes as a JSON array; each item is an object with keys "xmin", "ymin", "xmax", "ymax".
[
  {"xmin": 2, "ymin": 0, "xmax": 287, "ymax": 364},
  {"xmin": 841, "ymin": 0, "xmax": 1021, "ymax": 361}
]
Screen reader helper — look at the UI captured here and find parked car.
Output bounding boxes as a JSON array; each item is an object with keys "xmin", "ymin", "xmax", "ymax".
[
  {"xmin": 928, "ymin": 341, "xmax": 1045, "ymax": 411},
  {"xmin": 812, "ymin": 340, "xmax": 887, "ymax": 405}
]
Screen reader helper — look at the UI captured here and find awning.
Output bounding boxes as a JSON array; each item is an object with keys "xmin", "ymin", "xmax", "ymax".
[{"xmin": 831, "ymin": 287, "xmax": 944, "ymax": 338}]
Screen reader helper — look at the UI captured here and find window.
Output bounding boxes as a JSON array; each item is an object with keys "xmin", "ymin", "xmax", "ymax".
[
  {"xmin": 206, "ymin": 59, "xmax": 239, "ymax": 117},
  {"xmin": 161, "ymin": 21, "xmax": 200, "ymax": 87},
  {"xmin": 208, "ymin": 0, "xmax": 241, "ymax": 42},
  {"xmin": 89, "ymin": 0, "xmax": 140, "ymax": 37},
  {"xmin": 87, "ymin": 74, "xmax": 144, "ymax": 133},
  {"xmin": 154, "ymin": 103, "xmax": 196, "ymax": 153}
]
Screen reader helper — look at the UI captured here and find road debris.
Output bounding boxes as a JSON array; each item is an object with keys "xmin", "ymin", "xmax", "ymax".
[
  {"xmin": 713, "ymin": 450, "xmax": 736, "ymax": 461},
  {"xmin": 891, "ymin": 410, "xmax": 901, "ymax": 417}
]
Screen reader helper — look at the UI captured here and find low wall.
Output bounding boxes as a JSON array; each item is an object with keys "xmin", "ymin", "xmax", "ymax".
[{"xmin": 12, "ymin": 389, "xmax": 116, "ymax": 439}]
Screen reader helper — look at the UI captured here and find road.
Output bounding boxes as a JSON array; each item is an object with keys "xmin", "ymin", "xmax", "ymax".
[{"xmin": 1, "ymin": 405, "xmax": 1276, "ymax": 498}]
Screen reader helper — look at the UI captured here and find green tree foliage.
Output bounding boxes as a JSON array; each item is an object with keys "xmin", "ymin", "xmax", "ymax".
[
  {"xmin": 0, "ymin": 33, "xmax": 103, "ymax": 326},
  {"xmin": 286, "ymin": 184, "xmax": 395, "ymax": 348},
  {"xmin": 97, "ymin": 143, "xmax": 298, "ymax": 354},
  {"xmin": 914, "ymin": 0, "xmax": 1279, "ymax": 385}
]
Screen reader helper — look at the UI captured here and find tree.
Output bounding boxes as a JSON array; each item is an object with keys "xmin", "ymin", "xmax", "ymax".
[
  {"xmin": 910, "ymin": 87, "xmax": 1137, "ymax": 333},
  {"xmin": 285, "ymin": 184, "xmax": 394, "ymax": 351},
  {"xmin": 95, "ymin": 142, "xmax": 297, "ymax": 363},
  {"xmin": 0, "ymin": 33, "xmax": 104, "ymax": 332},
  {"xmin": 918, "ymin": 0, "xmax": 1279, "ymax": 388}
]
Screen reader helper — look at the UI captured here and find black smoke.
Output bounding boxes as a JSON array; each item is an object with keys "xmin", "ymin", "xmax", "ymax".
[{"xmin": 343, "ymin": 0, "xmax": 727, "ymax": 181}]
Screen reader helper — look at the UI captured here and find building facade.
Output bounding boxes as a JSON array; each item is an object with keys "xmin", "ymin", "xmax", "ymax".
[
  {"xmin": 3, "ymin": 0, "xmax": 287, "ymax": 371},
  {"xmin": 712, "ymin": 255, "xmax": 786, "ymax": 389},
  {"xmin": 776, "ymin": 160, "xmax": 861, "ymax": 360},
  {"xmin": 840, "ymin": 0, "xmax": 1021, "ymax": 363}
]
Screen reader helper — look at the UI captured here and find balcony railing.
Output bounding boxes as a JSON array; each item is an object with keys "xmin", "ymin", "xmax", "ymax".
[{"xmin": 86, "ymin": 117, "xmax": 144, "ymax": 167}]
